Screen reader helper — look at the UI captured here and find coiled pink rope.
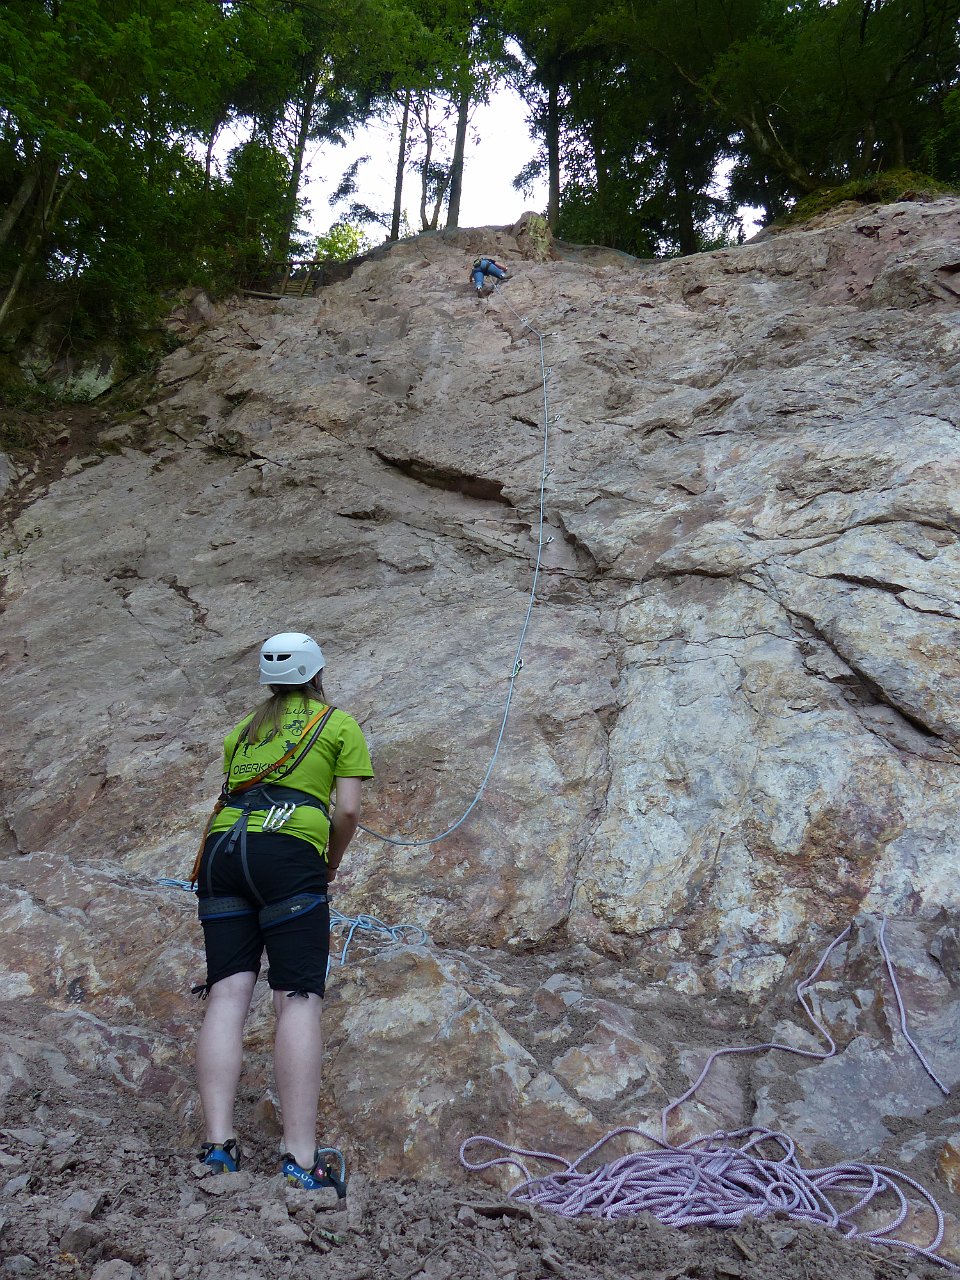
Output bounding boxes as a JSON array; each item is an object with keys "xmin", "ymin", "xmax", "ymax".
[{"xmin": 460, "ymin": 919, "xmax": 956, "ymax": 1268}]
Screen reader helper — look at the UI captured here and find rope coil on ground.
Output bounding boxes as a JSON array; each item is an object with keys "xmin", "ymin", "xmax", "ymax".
[
  {"xmin": 461, "ymin": 1125, "xmax": 952, "ymax": 1266},
  {"xmin": 461, "ymin": 919, "xmax": 956, "ymax": 1270}
]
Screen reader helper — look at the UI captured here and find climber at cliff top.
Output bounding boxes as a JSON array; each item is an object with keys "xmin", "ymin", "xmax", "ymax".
[
  {"xmin": 190, "ymin": 631, "xmax": 373, "ymax": 1191},
  {"xmin": 472, "ymin": 255, "xmax": 508, "ymax": 295}
]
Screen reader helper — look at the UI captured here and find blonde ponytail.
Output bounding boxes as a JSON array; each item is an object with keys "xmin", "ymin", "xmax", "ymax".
[{"xmin": 244, "ymin": 679, "xmax": 325, "ymax": 745}]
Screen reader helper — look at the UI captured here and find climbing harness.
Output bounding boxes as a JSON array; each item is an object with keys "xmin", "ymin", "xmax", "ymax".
[
  {"xmin": 198, "ymin": 782, "xmax": 330, "ymax": 906},
  {"xmin": 461, "ymin": 918, "xmax": 956, "ymax": 1270},
  {"xmin": 359, "ymin": 279, "xmax": 556, "ymax": 849},
  {"xmin": 188, "ymin": 703, "xmax": 335, "ymax": 886},
  {"xmin": 159, "ymin": 691, "xmax": 427, "ymax": 976},
  {"xmin": 159, "ymin": 881, "xmax": 427, "ymax": 981},
  {"xmin": 196, "ymin": 889, "xmax": 329, "ymax": 930}
]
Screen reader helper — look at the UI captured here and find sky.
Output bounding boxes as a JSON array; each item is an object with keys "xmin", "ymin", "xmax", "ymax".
[
  {"xmin": 299, "ymin": 85, "xmax": 550, "ymax": 239},
  {"xmin": 244, "ymin": 84, "xmax": 763, "ymax": 248}
]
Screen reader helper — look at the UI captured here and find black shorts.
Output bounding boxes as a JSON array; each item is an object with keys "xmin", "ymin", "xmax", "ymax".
[{"xmin": 196, "ymin": 830, "xmax": 330, "ymax": 998}]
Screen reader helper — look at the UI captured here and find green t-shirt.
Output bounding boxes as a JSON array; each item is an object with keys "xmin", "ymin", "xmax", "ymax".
[{"xmin": 208, "ymin": 700, "xmax": 374, "ymax": 858}]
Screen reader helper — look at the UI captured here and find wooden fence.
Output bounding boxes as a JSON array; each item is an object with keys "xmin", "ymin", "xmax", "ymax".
[{"xmin": 244, "ymin": 258, "xmax": 325, "ymax": 299}]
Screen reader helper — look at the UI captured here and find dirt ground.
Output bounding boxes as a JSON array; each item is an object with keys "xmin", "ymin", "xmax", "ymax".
[
  {"xmin": 0, "ymin": 899, "xmax": 955, "ymax": 1280},
  {"xmin": 0, "ymin": 1068, "xmax": 950, "ymax": 1280},
  {"xmin": 0, "ymin": 394, "xmax": 150, "ymax": 516}
]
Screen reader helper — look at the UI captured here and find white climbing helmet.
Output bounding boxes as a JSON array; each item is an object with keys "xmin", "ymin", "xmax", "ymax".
[{"xmin": 259, "ymin": 632, "xmax": 325, "ymax": 685}]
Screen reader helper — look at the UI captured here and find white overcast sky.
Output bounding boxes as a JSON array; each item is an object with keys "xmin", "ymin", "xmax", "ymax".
[
  {"xmin": 299, "ymin": 84, "xmax": 549, "ymax": 237},
  {"xmin": 216, "ymin": 82, "xmax": 761, "ymax": 246}
]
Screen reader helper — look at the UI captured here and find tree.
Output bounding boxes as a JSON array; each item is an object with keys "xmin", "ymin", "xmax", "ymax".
[
  {"xmin": 312, "ymin": 220, "xmax": 371, "ymax": 260},
  {"xmin": 371, "ymin": 0, "xmax": 508, "ymax": 236},
  {"xmin": 503, "ymin": 0, "xmax": 591, "ymax": 230},
  {"xmin": 0, "ymin": 0, "xmax": 271, "ymax": 333},
  {"xmin": 506, "ymin": 0, "xmax": 960, "ymax": 257},
  {"xmin": 444, "ymin": 2, "xmax": 505, "ymax": 227},
  {"xmin": 626, "ymin": 0, "xmax": 960, "ymax": 197},
  {"xmin": 390, "ymin": 90, "xmax": 413, "ymax": 240},
  {"xmin": 266, "ymin": 0, "xmax": 415, "ymax": 259}
]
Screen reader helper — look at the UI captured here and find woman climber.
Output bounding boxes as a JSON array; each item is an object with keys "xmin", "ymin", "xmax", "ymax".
[
  {"xmin": 471, "ymin": 255, "xmax": 508, "ymax": 295},
  {"xmin": 192, "ymin": 631, "xmax": 373, "ymax": 1191}
]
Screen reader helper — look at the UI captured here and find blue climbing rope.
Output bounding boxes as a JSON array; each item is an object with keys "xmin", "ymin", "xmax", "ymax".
[
  {"xmin": 359, "ymin": 278, "xmax": 558, "ymax": 848},
  {"xmin": 328, "ymin": 907, "xmax": 427, "ymax": 977}
]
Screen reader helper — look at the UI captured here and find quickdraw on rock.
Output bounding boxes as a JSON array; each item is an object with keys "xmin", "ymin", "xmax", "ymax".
[{"xmin": 327, "ymin": 908, "xmax": 428, "ymax": 979}]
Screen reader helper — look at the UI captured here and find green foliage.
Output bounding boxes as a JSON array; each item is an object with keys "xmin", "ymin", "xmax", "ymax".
[
  {"xmin": 783, "ymin": 169, "xmax": 959, "ymax": 225},
  {"xmin": 217, "ymin": 140, "xmax": 295, "ymax": 275},
  {"xmin": 311, "ymin": 223, "xmax": 372, "ymax": 262},
  {"xmin": 920, "ymin": 88, "xmax": 960, "ymax": 184},
  {"xmin": 520, "ymin": 213, "xmax": 551, "ymax": 261},
  {"xmin": 504, "ymin": 0, "xmax": 960, "ymax": 254},
  {"xmin": 0, "ymin": 0, "xmax": 958, "ymax": 360},
  {"xmin": 0, "ymin": 0, "xmax": 422, "ymax": 353}
]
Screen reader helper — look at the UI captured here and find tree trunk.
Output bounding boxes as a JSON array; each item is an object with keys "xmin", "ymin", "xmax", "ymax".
[
  {"xmin": 671, "ymin": 165, "xmax": 697, "ymax": 255},
  {"xmin": 429, "ymin": 169, "xmax": 452, "ymax": 229},
  {"xmin": 0, "ymin": 162, "xmax": 42, "ymax": 251},
  {"xmin": 854, "ymin": 119, "xmax": 877, "ymax": 177},
  {"xmin": 891, "ymin": 118, "xmax": 906, "ymax": 168},
  {"xmin": 445, "ymin": 85, "xmax": 470, "ymax": 229},
  {"xmin": 667, "ymin": 118, "xmax": 697, "ymax": 255},
  {"xmin": 389, "ymin": 91, "xmax": 411, "ymax": 241},
  {"xmin": 0, "ymin": 172, "xmax": 74, "ymax": 332},
  {"xmin": 744, "ymin": 111, "xmax": 818, "ymax": 193},
  {"xmin": 279, "ymin": 71, "xmax": 319, "ymax": 260},
  {"xmin": 546, "ymin": 74, "xmax": 561, "ymax": 231},
  {"xmin": 203, "ymin": 113, "xmax": 225, "ymax": 192},
  {"xmin": 419, "ymin": 98, "xmax": 434, "ymax": 231},
  {"xmin": 590, "ymin": 117, "xmax": 609, "ymax": 239}
]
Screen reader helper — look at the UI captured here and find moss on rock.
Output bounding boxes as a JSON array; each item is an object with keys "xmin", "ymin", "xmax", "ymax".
[{"xmin": 783, "ymin": 169, "xmax": 959, "ymax": 226}]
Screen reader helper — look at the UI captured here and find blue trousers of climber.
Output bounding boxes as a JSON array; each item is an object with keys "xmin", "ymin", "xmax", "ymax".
[{"xmin": 472, "ymin": 258, "xmax": 507, "ymax": 290}]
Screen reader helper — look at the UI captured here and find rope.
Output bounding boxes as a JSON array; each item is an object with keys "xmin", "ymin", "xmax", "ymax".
[
  {"xmin": 327, "ymin": 906, "xmax": 428, "ymax": 977},
  {"xmin": 878, "ymin": 916, "xmax": 950, "ymax": 1096},
  {"xmin": 358, "ymin": 278, "xmax": 557, "ymax": 848},
  {"xmin": 460, "ymin": 919, "xmax": 956, "ymax": 1270}
]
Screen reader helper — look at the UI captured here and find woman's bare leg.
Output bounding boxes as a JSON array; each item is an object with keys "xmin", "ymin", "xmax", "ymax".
[
  {"xmin": 196, "ymin": 970, "xmax": 258, "ymax": 1143},
  {"xmin": 273, "ymin": 989, "xmax": 324, "ymax": 1168}
]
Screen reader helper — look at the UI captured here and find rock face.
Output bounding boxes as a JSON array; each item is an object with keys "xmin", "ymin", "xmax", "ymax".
[{"xmin": 3, "ymin": 201, "xmax": 960, "ymax": 1235}]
